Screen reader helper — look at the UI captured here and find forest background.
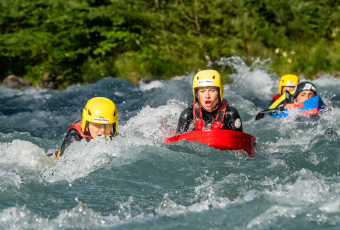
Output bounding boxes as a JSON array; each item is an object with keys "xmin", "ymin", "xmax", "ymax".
[{"xmin": 0, "ymin": 0, "xmax": 339, "ymax": 88}]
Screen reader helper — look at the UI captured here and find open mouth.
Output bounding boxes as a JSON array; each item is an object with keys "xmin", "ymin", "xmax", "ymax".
[{"xmin": 205, "ymin": 100, "xmax": 212, "ymax": 106}]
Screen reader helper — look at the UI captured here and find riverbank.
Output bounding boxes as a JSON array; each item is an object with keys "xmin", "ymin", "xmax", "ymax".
[{"xmin": 1, "ymin": 1, "xmax": 339, "ymax": 88}]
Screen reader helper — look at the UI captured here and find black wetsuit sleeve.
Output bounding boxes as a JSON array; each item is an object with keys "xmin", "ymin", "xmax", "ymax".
[
  {"xmin": 224, "ymin": 105, "xmax": 243, "ymax": 132},
  {"xmin": 176, "ymin": 106, "xmax": 194, "ymax": 134},
  {"xmin": 59, "ymin": 129, "xmax": 83, "ymax": 157}
]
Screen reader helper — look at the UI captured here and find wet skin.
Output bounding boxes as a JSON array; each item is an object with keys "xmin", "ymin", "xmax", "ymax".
[
  {"xmin": 295, "ymin": 90, "xmax": 316, "ymax": 103},
  {"xmin": 284, "ymin": 90, "xmax": 316, "ymax": 109},
  {"xmin": 196, "ymin": 87, "xmax": 219, "ymax": 112},
  {"xmin": 88, "ymin": 122, "xmax": 113, "ymax": 138}
]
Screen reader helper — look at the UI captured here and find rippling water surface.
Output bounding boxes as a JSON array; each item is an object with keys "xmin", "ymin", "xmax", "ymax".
[{"xmin": 1, "ymin": 58, "xmax": 340, "ymax": 229}]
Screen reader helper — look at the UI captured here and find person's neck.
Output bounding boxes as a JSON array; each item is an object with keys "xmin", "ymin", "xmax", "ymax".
[{"xmin": 201, "ymin": 103, "xmax": 220, "ymax": 113}]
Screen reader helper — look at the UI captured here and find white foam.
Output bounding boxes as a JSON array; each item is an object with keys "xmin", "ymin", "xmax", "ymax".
[
  {"xmin": 0, "ymin": 168, "xmax": 22, "ymax": 190},
  {"xmin": 217, "ymin": 56, "xmax": 276, "ymax": 100},
  {"xmin": 0, "ymin": 204, "xmax": 122, "ymax": 229},
  {"xmin": 0, "ymin": 140, "xmax": 51, "ymax": 169},
  {"xmin": 265, "ymin": 169, "xmax": 329, "ymax": 205},
  {"xmin": 156, "ymin": 173, "xmax": 230, "ymax": 216},
  {"xmin": 42, "ymin": 135, "xmax": 141, "ymax": 182},
  {"xmin": 247, "ymin": 205, "xmax": 301, "ymax": 229},
  {"xmin": 319, "ymin": 197, "xmax": 340, "ymax": 213},
  {"xmin": 42, "ymin": 100, "xmax": 187, "ymax": 183},
  {"xmin": 120, "ymin": 99, "xmax": 187, "ymax": 141},
  {"xmin": 139, "ymin": 80, "xmax": 164, "ymax": 91},
  {"xmin": 313, "ymin": 74, "xmax": 340, "ymax": 88}
]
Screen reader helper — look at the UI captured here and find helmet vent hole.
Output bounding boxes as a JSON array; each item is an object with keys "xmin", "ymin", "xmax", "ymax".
[
  {"xmin": 212, "ymin": 76, "xmax": 215, "ymax": 79},
  {"xmin": 197, "ymin": 77, "xmax": 199, "ymax": 80},
  {"xmin": 88, "ymin": 110, "xmax": 91, "ymax": 116}
]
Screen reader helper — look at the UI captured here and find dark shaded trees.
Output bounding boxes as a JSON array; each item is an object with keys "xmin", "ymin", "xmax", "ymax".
[{"xmin": 0, "ymin": 0, "xmax": 339, "ymax": 87}]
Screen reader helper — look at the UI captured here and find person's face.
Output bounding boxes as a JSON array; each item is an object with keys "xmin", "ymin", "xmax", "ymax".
[
  {"xmin": 196, "ymin": 87, "xmax": 219, "ymax": 112},
  {"xmin": 282, "ymin": 86, "xmax": 296, "ymax": 95},
  {"xmin": 295, "ymin": 90, "xmax": 316, "ymax": 104},
  {"xmin": 88, "ymin": 122, "xmax": 113, "ymax": 138}
]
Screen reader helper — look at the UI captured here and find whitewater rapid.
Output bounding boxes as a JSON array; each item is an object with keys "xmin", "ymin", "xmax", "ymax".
[{"xmin": 1, "ymin": 57, "xmax": 340, "ymax": 229}]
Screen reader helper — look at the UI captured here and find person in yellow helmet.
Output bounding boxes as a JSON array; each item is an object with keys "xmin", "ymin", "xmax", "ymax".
[
  {"xmin": 269, "ymin": 74, "xmax": 300, "ymax": 109},
  {"xmin": 255, "ymin": 81, "xmax": 325, "ymax": 120},
  {"xmin": 176, "ymin": 70, "xmax": 243, "ymax": 134},
  {"xmin": 53, "ymin": 97, "xmax": 118, "ymax": 158}
]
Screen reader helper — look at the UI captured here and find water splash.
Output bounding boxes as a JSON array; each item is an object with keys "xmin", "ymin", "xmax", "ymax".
[{"xmin": 217, "ymin": 56, "xmax": 276, "ymax": 100}]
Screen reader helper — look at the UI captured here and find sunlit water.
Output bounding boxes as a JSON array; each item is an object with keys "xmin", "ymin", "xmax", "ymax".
[{"xmin": 1, "ymin": 57, "xmax": 340, "ymax": 229}]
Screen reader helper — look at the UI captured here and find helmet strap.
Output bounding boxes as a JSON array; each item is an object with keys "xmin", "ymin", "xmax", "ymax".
[
  {"xmin": 196, "ymin": 89, "xmax": 221, "ymax": 111},
  {"xmin": 212, "ymin": 98, "xmax": 220, "ymax": 111},
  {"xmin": 111, "ymin": 123, "xmax": 116, "ymax": 136},
  {"xmin": 84, "ymin": 122, "xmax": 88, "ymax": 133},
  {"xmin": 85, "ymin": 122, "xmax": 92, "ymax": 137},
  {"xmin": 212, "ymin": 91, "xmax": 222, "ymax": 110}
]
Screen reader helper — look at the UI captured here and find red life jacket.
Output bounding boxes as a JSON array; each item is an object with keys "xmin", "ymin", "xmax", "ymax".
[
  {"xmin": 55, "ymin": 121, "xmax": 91, "ymax": 157},
  {"xmin": 68, "ymin": 121, "xmax": 91, "ymax": 139},
  {"xmin": 193, "ymin": 99, "xmax": 229, "ymax": 131},
  {"xmin": 272, "ymin": 94, "xmax": 280, "ymax": 101}
]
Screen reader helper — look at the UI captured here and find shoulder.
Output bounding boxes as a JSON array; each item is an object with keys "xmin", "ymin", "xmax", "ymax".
[
  {"xmin": 226, "ymin": 104, "xmax": 240, "ymax": 115},
  {"xmin": 179, "ymin": 105, "xmax": 193, "ymax": 119},
  {"xmin": 65, "ymin": 128, "xmax": 83, "ymax": 141},
  {"xmin": 68, "ymin": 128, "xmax": 81, "ymax": 135},
  {"xmin": 223, "ymin": 103, "xmax": 243, "ymax": 131}
]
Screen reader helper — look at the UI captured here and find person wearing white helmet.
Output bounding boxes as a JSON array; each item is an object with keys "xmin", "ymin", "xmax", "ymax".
[
  {"xmin": 176, "ymin": 70, "xmax": 243, "ymax": 134},
  {"xmin": 54, "ymin": 97, "xmax": 118, "ymax": 158}
]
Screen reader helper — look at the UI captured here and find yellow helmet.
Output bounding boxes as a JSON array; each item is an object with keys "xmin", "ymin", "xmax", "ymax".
[
  {"xmin": 192, "ymin": 70, "xmax": 224, "ymax": 101},
  {"xmin": 278, "ymin": 74, "xmax": 300, "ymax": 95},
  {"xmin": 81, "ymin": 97, "xmax": 118, "ymax": 135}
]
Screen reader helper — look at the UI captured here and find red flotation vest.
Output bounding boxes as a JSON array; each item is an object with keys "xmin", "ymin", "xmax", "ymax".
[
  {"xmin": 68, "ymin": 121, "xmax": 91, "ymax": 139},
  {"xmin": 272, "ymin": 94, "xmax": 280, "ymax": 102},
  {"xmin": 55, "ymin": 121, "xmax": 91, "ymax": 157},
  {"xmin": 193, "ymin": 99, "xmax": 229, "ymax": 131}
]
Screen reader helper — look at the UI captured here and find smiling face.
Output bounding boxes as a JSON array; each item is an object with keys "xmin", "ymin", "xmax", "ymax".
[
  {"xmin": 88, "ymin": 122, "xmax": 113, "ymax": 138},
  {"xmin": 295, "ymin": 90, "xmax": 316, "ymax": 104},
  {"xmin": 196, "ymin": 87, "xmax": 219, "ymax": 112}
]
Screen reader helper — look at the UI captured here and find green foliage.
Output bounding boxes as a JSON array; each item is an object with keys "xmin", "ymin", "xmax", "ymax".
[{"xmin": 0, "ymin": 0, "xmax": 339, "ymax": 87}]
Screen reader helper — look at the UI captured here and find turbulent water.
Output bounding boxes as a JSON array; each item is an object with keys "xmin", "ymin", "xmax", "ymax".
[{"xmin": 1, "ymin": 57, "xmax": 340, "ymax": 229}]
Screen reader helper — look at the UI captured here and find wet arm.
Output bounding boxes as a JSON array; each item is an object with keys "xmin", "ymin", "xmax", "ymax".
[{"xmin": 58, "ymin": 129, "xmax": 82, "ymax": 157}]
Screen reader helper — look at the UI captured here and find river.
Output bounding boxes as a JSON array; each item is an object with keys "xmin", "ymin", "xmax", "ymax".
[{"xmin": 1, "ymin": 57, "xmax": 339, "ymax": 229}]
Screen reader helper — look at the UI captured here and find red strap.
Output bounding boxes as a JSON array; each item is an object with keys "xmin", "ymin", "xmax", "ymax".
[
  {"xmin": 193, "ymin": 102, "xmax": 204, "ymax": 131},
  {"xmin": 193, "ymin": 99, "xmax": 229, "ymax": 131},
  {"xmin": 211, "ymin": 99, "xmax": 228, "ymax": 130},
  {"xmin": 68, "ymin": 121, "xmax": 90, "ymax": 139}
]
